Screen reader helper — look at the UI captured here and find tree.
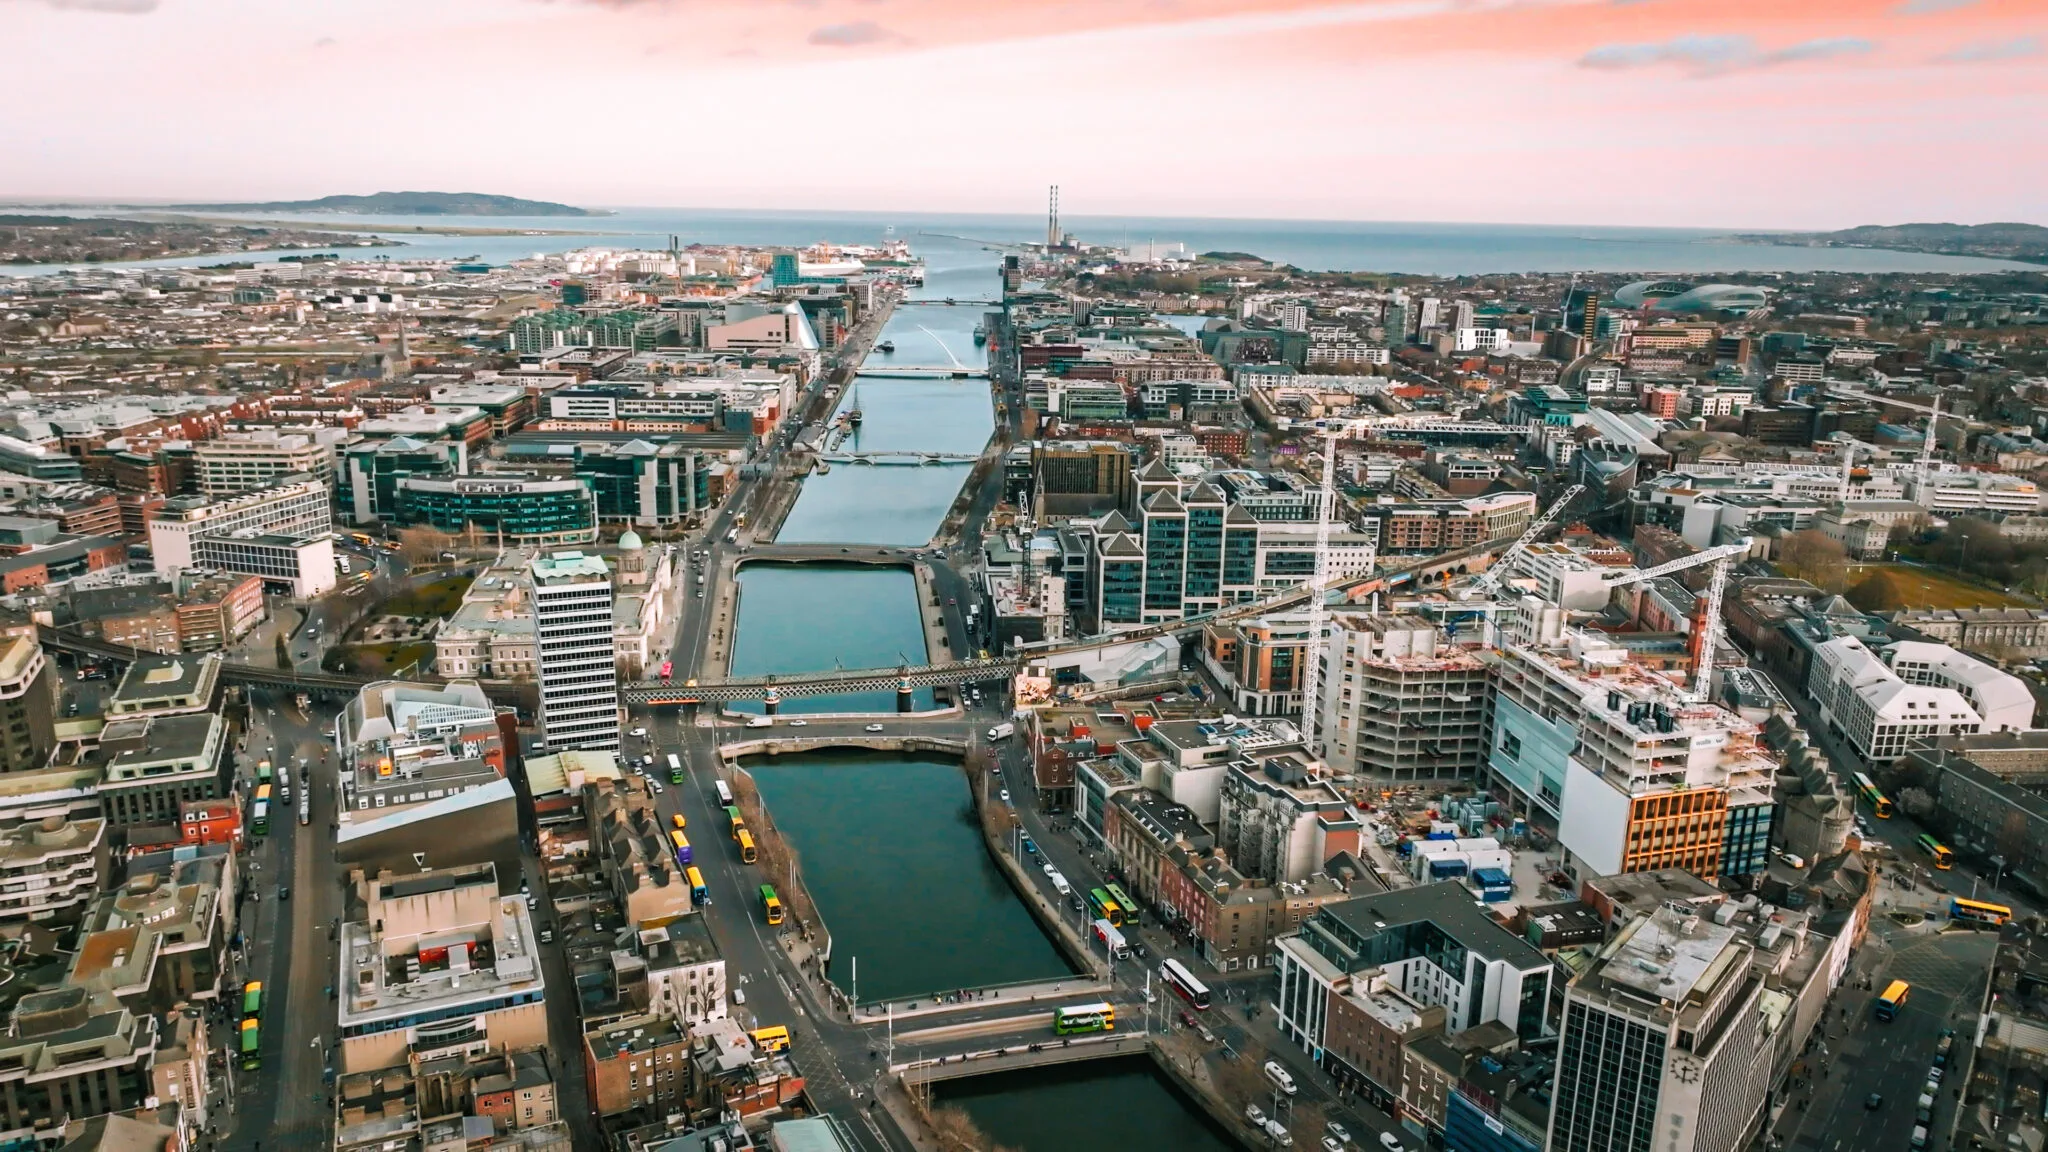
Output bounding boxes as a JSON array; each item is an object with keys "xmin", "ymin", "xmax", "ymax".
[
  {"xmin": 1777, "ymin": 530, "xmax": 1851, "ymax": 593},
  {"xmin": 1897, "ymin": 786, "xmax": 1937, "ymax": 820},
  {"xmin": 397, "ymin": 524, "xmax": 456, "ymax": 567}
]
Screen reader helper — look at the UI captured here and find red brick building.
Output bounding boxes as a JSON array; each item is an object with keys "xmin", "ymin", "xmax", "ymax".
[{"xmin": 179, "ymin": 798, "xmax": 241, "ymax": 847}]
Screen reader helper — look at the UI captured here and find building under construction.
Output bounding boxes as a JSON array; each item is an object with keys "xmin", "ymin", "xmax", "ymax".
[{"xmin": 1318, "ymin": 613, "xmax": 1490, "ymax": 783}]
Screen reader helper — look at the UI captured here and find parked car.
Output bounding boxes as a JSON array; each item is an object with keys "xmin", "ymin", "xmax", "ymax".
[{"xmin": 1322, "ymin": 1139, "xmax": 1345, "ymax": 1152}]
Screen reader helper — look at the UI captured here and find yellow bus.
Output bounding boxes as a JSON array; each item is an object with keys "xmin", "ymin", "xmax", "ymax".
[
  {"xmin": 1951, "ymin": 897, "xmax": 2013, "ymax": 926},
  {"xmin": 726, "ymin": 806, "xmax": 745, "ymax": 840},
  {"xmin": 1876, "ymin": 980, "xmax": 1910, "ymax": 1021},
  {"xmin": 761, "ymin": 884, "xmax": 784, "ymax": 925},
  {"xmin": 750, "ymin": 1025, "xmax": 789, "ymax": 1053},
  {"xmin": 738, "ymin": 828, "xmax": 758, "ymax": 865},
  {"xmin": 686, "ymin": 867, "xmax": 708, "ymax": 906}
]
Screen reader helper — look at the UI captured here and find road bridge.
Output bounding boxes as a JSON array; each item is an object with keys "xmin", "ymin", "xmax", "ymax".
[
  {"xmin": 737, "ymin": 544, "xmax": 918, "ymax": 566},
  {"xmin": 818, "ymin": 451, "xmax": 979, "ymax": 466},
  {"xmin": 855, "ymin": 368, "xmax": 982, "ymax": 379},
  {"xmin": 895, "ymin": 1032, "xmax": 1154, "ymax": 1084},
  {"xmin": 622, "ymin": 657, "xmax": 1014, "ymax": 705}
]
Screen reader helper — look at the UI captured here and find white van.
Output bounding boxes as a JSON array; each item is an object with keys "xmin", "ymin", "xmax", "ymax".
[
  {"xmin": 745, "ymin": 716, "xmax": 773, "ymax": 729},
  {"xmin": 1264, "ymin": 1061, "xmax": 1297, "ymax": 1095},
  {"xmin": 1049, "ymin": 871, "xmax": 1072, "ymax": 897}
]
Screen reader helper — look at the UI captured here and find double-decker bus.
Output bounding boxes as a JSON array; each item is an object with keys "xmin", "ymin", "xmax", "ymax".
[
  {"xmin": 239, "ymin": 1018, "xmax": 261, "ymax": 1071},
  {"xmin": 687, "ymin": 866, "xmax": 709, "ymax": 906},
  {"xmin": 1876, "ymin": 979, "xmax": 1911, "ymax": 1021},
  {"xmin": 241, "ymin": 981, "xmax": 262, "ymax": 1018},
  {"xmin": 749, "ymin": 1025, "xmax": 790, "ymax": 1053},
  {"xmin": 738, "ymin": 828, "xmax": 758, "ymax": 865},
  {"xmin": 250, "ymin": 801, "xmax": 269, "ymax": 836},
  {"xmin": 1056, "ymin": 1000, "xmax": 1122, "ymax": 1037},
  {"xmin": 669, "ymin": 830, "xmax": 693, "ymax": 867},
  {"xmin": 726, "ymin": 806, "xmax": 745, "ymax": 839},
  {"xmin": 1917, "ymin": 834, "xmax": 1955, "ymax": 869},
  {"xmin": 257, "ymin": 760, "xmax": 273, "ymax": 785},
  {"xmin": 715, "ymin": 780, "xmax": 735, "ymax": 807},
  {"xmin": 1105, "ymin": 883, "xmax": 1140, "ymax": 926},
  {"xmin": 1161, "ymin": 958, "xmax": 1212, "ymax": 1010},
  {"xmin": 1951, "ymin": 897, "xmax": 2014, "ymax": 926},
  {"xmin": 667, "ymin": 754, "xmax": 684, "ymax": 784},
  {"xmin": 659, "ymin": 660, "xmax": 673, "ymax": 682},
  {"xmin": 1087, "ymin": 887, "xmax": 1125, "ymax": 927},
  {"xmin": 1053, "ymin": 1003, "xmax": 1116, "ymax": 1035},
  {"xmin": 760, "ymin": 884, "xmax": 784, "ymax": 925},
  {"xmin": 1850, "ymin": 771, "xmax": 1894, "ymax": 818}
]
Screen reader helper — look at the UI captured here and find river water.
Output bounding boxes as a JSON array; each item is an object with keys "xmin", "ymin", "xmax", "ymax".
[
  {"xmin": 743, "ymin": 751, "xmax": 1073, "ymax": 1002},
  {"xmin": 936, "ymin": 1057, "xmax": 1242, "ymax": 1152},
  {"xmin": 725, "ymin": 564, "xmax": 935, "ymax": 714}
]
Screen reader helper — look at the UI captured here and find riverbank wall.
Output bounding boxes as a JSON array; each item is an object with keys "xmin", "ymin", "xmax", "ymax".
[
  {"xmin": 724, "ymin": 762, "xmax": 833, "ymax": 964},
  {"xmin": 963, "ymin": 758, "xmax": 1104, "ymax": 983}
]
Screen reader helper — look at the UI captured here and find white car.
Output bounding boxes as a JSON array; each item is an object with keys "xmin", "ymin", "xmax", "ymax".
[
  {"xmin": 1246, "ymin": 1103, "xmax": 1266, "ymax": 1127},
  {"xmin": 629, "ymin": 727, "xmax": 647, "ymax": 738},
  {"xmin": 788, "ymin": 719, "xmax": 808, "ymax": 727},
  {"xmin": 864, "ymin": 723, "xmax": 885, "ymax": 733},
  {"xmin": 731, "ymin": 987, "xmax": 746, "ymax": 1005},
  {"xmin": 1378, "ymin": 1133, "xmax": 1404, "ymax": 1152},
  {"xmin": 999, "ymin": 789, "xmax": 1011, "ymax": 804}
]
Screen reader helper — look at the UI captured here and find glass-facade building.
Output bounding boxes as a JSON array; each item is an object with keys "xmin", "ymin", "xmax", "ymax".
[{"xmin": 396, "ymin": 476, "xmax": 597, "ymax": 546}]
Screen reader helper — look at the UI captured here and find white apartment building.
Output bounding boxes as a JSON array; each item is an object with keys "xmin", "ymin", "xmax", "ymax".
[
  {"xmin": 192, "ymin": 430, "xmax": 334, "ymax": 497},
  {"xmin": 1504, "ymin": 542, "xmax": 1624, "ymax": 611},
  {"xmin": 530, "ymin": 551, "xmax": 620, "ymax": 752},
  {"xmin": 1884, "ymin": 640, "xmax": 2034, "ymax": 733},
  {"xmin": 1908, "ymin": 470, "xmax": 2043, "ymax": 515},
  {"xmin": 1454, "ymin": 328, "xmax": 1512, "ymax": 353},
  {"xmin": 0, "ymin": 815, "xmax": 107, "ymax": 922},
  {"xmin": 147, "ymin": 478, "xmax": 335, "ymax": 597},
  {"xmin": 1808, "ymin": 635, "xmax": 1982, "ymax": 763}
]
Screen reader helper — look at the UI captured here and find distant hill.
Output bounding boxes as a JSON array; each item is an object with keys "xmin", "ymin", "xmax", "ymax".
[
  {"xmin": 169, "ymin": 191, "xmax": 598, "ymax": 217},
  {"xmin": 1741, "ymin": 222, "xmax": 2048, "ymax": 264}
]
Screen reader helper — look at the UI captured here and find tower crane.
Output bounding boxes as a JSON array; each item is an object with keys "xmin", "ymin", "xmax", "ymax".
[
  {"xmin": 1458, "ymin": 483, "xmax": 1586, "ymax": 601},
  {"xmin": 1599, "ymin": 538, "xmax": 1752, "ymax": 700},
  {"xmin": 1823, "ymin": 385, "xmax": 1946, "ymax": 493}
]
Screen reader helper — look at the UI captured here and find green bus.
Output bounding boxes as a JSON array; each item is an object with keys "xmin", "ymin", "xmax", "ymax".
[
  {"xmin": 241, "ymin": 981, "xmax": 262, "ymax": 1018},
  {"xmin": 257, "ymin": 760, "xmax": 273, "ymax": 785},
  {"xmin": 1917, "ymin": 833, "xmax": 1954, "ymax": 870},
  {"xmin": 1054, "ymin": 1003, "xmax": 1115, "ymax": 1035},
  {"xmin": 726, "ymin": 806, "xmax": 746, "ymax": 840},
  {"xmin": 760, "ymin": 884, "xmax": 784, "ymax": 925},
  {"xmin": 239, "ymin": 1018, "xmax": 261, "ymax": 1070},
  {"xmin": 1850, "ymin": 771, "xmax": 1894, "ymax": 818},
  {"xmin": 1087, "ymin": 888, "xmax": 1125, "ymax": 927},
  {"xmin": 1105, "ymin": 883, "xmax": 1140, "ymax": 926}
]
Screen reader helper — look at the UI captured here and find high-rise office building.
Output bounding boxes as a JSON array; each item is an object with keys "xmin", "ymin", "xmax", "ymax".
[
  {"xmin": 1414, "ymin": 297, "xmax": 1441, "ymax": 332},
  {"xmin": 1547, "ymin": 906, "xmax": 1785, "ymax": 1152},
  {"xmin": 1383, "ymin": 296, "xmax": 1409, "ymax": 348},
  {"xmin": 530, "ymin": 551, "xmax": 619, "ymax": 752},
  {"xmin": 1580, "ymin": 292, "xmax": 1601, "ymax": 343}
]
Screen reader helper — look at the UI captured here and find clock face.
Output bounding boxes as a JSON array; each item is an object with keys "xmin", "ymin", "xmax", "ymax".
[{"xmin": 1671, "ymin": 1056, "xmax": 1702, "ymax": 1085}]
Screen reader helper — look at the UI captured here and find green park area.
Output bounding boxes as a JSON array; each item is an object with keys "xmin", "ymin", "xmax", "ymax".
[{"xmin": 1841, "ymin": 562, "xmax": 2032, "ymax": 613}]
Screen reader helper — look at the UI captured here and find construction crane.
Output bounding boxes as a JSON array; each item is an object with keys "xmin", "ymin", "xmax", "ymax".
[
  {"xmin": 1823, "ymin": 385, "xmax": 1946, "ymax": 493},
  {"xmin": 1459, "ymin": 483, "xmax": 1586, "ymax": 601},
  {"xmin": 1600, "ymin": 538, "xmax": 1752, "ymax": 700}
]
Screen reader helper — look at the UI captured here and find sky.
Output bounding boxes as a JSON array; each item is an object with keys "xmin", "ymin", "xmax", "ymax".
[{"xmin": 1, "ymin": 0, "xmax": 2044, "ymax": 230}]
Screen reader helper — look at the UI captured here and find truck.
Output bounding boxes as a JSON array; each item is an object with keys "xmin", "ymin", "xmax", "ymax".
[
  {"xmin": 745, "ymin": 716, "xmax": 774, "ymax": 729},
  {"xmin": 987, "ymin": 722, "xmax": 1015, "ymax": 741},
  {"xmin": 1091, "ymin": 918, "xmax": 1132, "ymax": 959}
]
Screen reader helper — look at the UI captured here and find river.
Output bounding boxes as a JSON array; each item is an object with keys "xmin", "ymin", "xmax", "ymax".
[
  {"xmin": 935, "ymin": 1057, "xmax": 1243, "ymax": 1151},
  {"xmin": 725, "ymin": 564, "xmax": 934, "ymax": 715},
  {"xmin": 743, "ymin": 751, "xmax": 1073, "ymax": 1003}
]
